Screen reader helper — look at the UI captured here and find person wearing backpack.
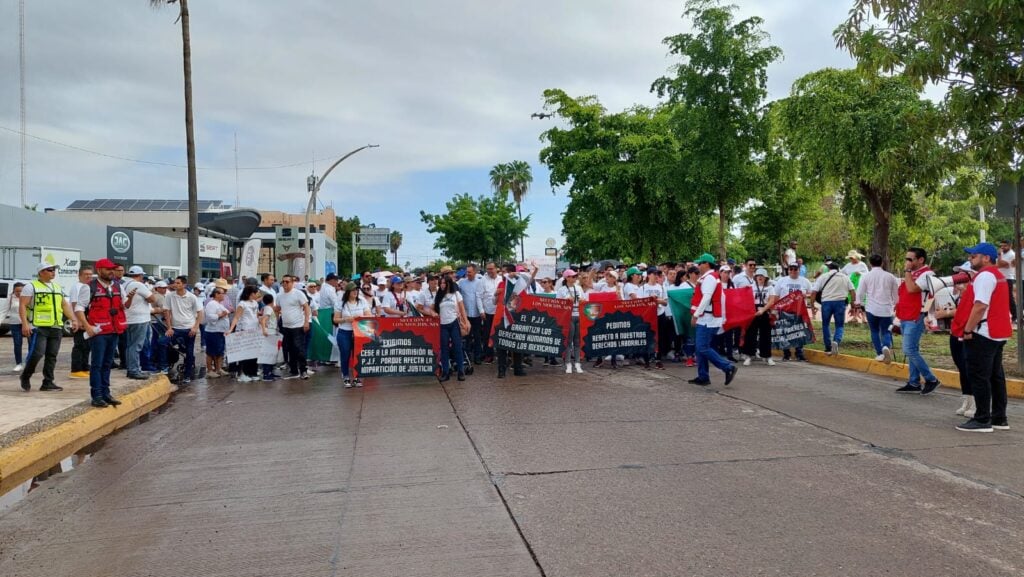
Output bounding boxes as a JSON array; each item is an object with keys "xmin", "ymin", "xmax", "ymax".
[{"xmin": 809, "ymin": 261, "xmax": 856, "ymax": 356}]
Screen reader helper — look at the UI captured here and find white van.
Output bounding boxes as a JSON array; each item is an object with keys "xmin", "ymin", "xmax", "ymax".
[{"xmin": 0, "ymin": 278, "xmax": 73, "ymax": 336}]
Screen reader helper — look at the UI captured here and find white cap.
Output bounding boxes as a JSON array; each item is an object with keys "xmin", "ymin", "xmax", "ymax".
[
  {"xmin": 754, "ymin": 267, "xmax": 768, "ymax": 277},
  {"xmin": 194, "ymin": 283, "xmax": 205, "ymax": 290},
  {"xmin": 377, "ymin": 276, "xmax": 387, "ymax": 285},
  {"xmin": 36, "ymin": 262, "xmax": 57, "ymax": 273},
  {"xmin": 127, "ymin": 265, "xmax": 145, "ymax": 276},
  {"xmin": 155, "ymin": 281, "xmax": 168, "ymax": 288}
]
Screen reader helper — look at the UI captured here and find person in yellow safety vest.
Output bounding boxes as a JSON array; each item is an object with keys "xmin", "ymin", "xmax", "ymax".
[{"xmin": 18, "ymin": 262, "xmax": 78, "ymax": 392}]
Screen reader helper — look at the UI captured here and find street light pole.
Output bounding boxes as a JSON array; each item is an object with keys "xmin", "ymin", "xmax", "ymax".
[{"xmin": 304, "ymin": 144, "xmax": 379, "ymax": 279}]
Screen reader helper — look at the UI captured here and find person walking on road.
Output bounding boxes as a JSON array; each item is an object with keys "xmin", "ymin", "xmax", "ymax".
[
  {"xmin": 688, "ymin": 253, "xmax": 738, "ymax": 387},
  {"xmin": 68, "ymin": 266, "xmax": 93, "ymax": 379},
  {"xmin": 277, "ymin": 275, "xmax": 311, "ymax": 380},
  {"xmin": 164, "ymin": 275, "xmax": 204, "ymax": 385},
  {"xmin": 333, "ymin": 284, "xmax": 370, "ymax": 388},
  {"xmin": 122, "ymin": 265, "xmax": 156, "ymax": 380},
  {"xmin": 19, "ymin": 263, "xmax": 78, "ymax": 392},
  {"xmin": 74, "ymin": 258, "xmax": 126, "ymax": 407},
  {"xmin": 955, "ymin": 243, "xmax": 1012, "ymax": 433},
  {"xmin": 896, "ymin": 247, "xmax": 941, "ymax": 395},
  {"xmin": 5, "ymin": 282, "xmax": 28, "ymax": 373}
]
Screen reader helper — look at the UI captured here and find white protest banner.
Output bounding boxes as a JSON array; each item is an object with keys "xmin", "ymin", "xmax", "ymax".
[
  {"xmin": 257, "ymin": 334, "xmax": 282, "ymax": 365},
  {"xmin": 239, "ymin": 238, "xmax": 261, "ymax": 280},
  {"xmin": 527, "ymin": 255, "xmax": 557, "ymax": 280},
  {"xmin": 225, "ymin": 329, "xmax": 262, "ymax": 362}
]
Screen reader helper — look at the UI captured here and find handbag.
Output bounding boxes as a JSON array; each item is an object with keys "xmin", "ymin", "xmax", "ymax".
[
  {"xmin": 815, "ymin": 272, "xmax": 837, "ymax": 304},
  {"xmin": 459, "ymin": 314, "xmax": 471, "ymax": 337}
]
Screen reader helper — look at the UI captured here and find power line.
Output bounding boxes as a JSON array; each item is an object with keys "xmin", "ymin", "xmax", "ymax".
[{"xmin": 0, "ymin": 125, "xmax": 361, "ymax": 171}]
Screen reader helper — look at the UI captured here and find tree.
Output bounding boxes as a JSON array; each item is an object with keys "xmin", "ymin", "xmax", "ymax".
[
  {"xmin": 651, "ymin": 0, "xmax": 782, "ymax": 260},
  {"xmin": 776, "ymin": 68, "xmax": 950, "ymax": 265},
  {"xmin": 489, "ymin": 161, "xmax": 532, "ymax": 261},
  {"xmin": 420, "ymin": 192, "xmax": 528, "ymax": 264},
  {"xmin": 150, "ymin": 0, "xmax": 199, "ymax": 284},
  {"xmin": 539, "ymin": 89, "xmax": 707, "ymax": 263},
  {"xmin": 389, "ymin": 230, "xmax": 402, "ymax": 267},
  {"xmin": 835, "ymin": 1, "xmax": 1024, "ymax": 172},
  {"xmin": 335, "ymin": 216, "xmax": 387, "ymax": 279}
]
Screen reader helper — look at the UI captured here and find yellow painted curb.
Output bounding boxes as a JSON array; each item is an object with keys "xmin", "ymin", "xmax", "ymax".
[
  {"xmin": 800, "ymin": 349, "xmax": 1024, "ymax": 399},
  {"xmin": 0, "ymin": 376, "xmax": 176, "ymax": 495}
]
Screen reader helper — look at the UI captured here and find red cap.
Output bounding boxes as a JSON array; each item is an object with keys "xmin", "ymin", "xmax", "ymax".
[{"xmin": 95, "ymin": 258, "xmax": 117, "ymax": 269}]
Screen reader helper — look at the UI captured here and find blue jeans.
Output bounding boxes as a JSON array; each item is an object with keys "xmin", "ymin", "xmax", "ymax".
[
  {"xmin": 900, "ymin": 314, "xmax": 936, "ymax": 384},
  {"xmin": 695, "ymin": 324, "xmax": 732, "ymax": 381},
  {"xmin": 89, "ymin": 333, "xmax": 117, "ymax": 400},
  {"xmin": 10, "ymin": 324, "xmax": 30, "ymax": 365},
  {"xmin": 172, "ymin": 328, "xmax": 197, "ymax": 379},
  {"xmin": 440, "ymin": 321, "xmax": 464, "ymax": 376},
  {"xmin": 866, "ymin": 312, "xmax": 893, "ymax": 355},
  {"xmin": 149, "ymin": 322, "xmax": 166, "ymax": 371},
  {"xmin": 820, "ymin": 300, "xmax": 846, "ymax": 350},
  {"xmin": 337, "ymin": 329, "xmax": 354, "ymax": 378},
  {"xmin": 125, "ymin": 323, "xmax": 150, "ymax": 375}
]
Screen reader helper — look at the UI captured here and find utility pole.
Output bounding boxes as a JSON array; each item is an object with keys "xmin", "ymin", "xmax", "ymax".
[
  {"xmin": 19, "ymin": 0, "xmax": 27, "ymax": 207},
  {"xmin": 234, "ymin": 132, "xmax": 240, "ymax": 207}
]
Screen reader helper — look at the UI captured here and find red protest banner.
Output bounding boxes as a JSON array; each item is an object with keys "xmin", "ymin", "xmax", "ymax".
[
  {"xmin": 353, "ymin": 316, "xmax": 442, "ymax": 378},
  {"xmin": 492, "ymin": 294, "xmax": 573, "ymax": 357},
  {"xmin": 723, "ymin": 286, "xmax": 756, "ymax": 332},
  {"xmin": 771, "ymin": 291, "xmax": 815, "ymax": 349},
  {"xmin": 579, "ymin": 297, "xmax": 658, "ymax": 358}
]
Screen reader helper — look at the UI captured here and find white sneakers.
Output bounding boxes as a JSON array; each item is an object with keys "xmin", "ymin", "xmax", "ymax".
[
  {"xmin": 743, "ymin": 357, "xmax": 751, "ymax": 366},
  {"xmin": 874, "ymin": 354, "xmax": 885, "ymax": 362},
  {"xmin": 881, "ymin": 346, "xmax": 892, "ymax": 363},
  {"xmin": 964, "ymin": 397, "xmax": 977, "ymax": 419},
  {"xmin": 13, "ymin": 364, "xmax": 24, "ymax": 373},
  {"xmin": 765, "ymin": 358, "xmax": 776, "ymax": 366},
  {"xmin": 956, "ymin": 397, "xmax": 970, "ymax": 416},
  {"xmin": 574, "ymin": 362, "xmax": 583, "ymax": 374},
  {"xmin": 237, "ymin": 375, "xmax": 253, "ymax": 383},
  {"xmin": 565, "ymin": 364, "xmax": 572, "ymax": 374}
]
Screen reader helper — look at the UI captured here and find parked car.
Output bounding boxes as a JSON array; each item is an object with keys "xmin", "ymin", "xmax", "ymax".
[{"xmin": 0, "ymin": 278, "xmax": 73, "ymax": 336}]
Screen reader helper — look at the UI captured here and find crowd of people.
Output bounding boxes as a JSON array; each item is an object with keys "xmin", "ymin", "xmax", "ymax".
[{"xmin": 6, "ymin": 238, "xmax": 1015, "ymax": 432}]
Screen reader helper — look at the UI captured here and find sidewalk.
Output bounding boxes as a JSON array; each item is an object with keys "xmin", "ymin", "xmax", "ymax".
[{"xmin": 0, "ymin": 336, "xmax": 176, "ymax": 496}]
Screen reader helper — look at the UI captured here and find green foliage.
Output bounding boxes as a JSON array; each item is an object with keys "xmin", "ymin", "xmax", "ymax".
[
  {"xmin": 389, "ymin": 230, "xmax": 403, "ymax": 266},
  {"xmin": 836, "ymin": 0, "xmax": 1024, "ymax": 171},
  {"xmin": 539, "ymin": 89, "xmax": 706, "ymax": 264},
  {"xmin": 335, "ymin": 216, "xmax": 388, "ymax": 278},
  {"xmin": 490, "ymin": 160, "xmax": 533, "ymax": 260},
  {"xmin": 651, "ymin": 0, "xmax": 782, "ymax": 258},
  {"xmin": 420, "ymin": 192, "xmax": 528, "ymax": 264},
  {"xmin": 776, "ymin": 68, "xmax": 950, "ymax": 264}
]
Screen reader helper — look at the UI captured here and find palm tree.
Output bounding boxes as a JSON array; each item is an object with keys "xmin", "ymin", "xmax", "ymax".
[
  {"xmin": 489, "ymin": 161, "xmax": 532, "ymax": 261},
  {"xmin": 389, "ymin": 230, "xmax": 403, "ymax": 267},
  {"xmin": 150, "ymin": 0, "xmax": 199, "ymax": 285}
]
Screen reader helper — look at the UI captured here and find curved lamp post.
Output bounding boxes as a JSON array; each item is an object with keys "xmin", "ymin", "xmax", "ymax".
[{"xmin": 304, "ymin": 144, "xmax": 379, "ymax": 278}]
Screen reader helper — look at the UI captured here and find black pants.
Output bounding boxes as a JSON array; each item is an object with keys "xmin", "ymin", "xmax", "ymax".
[
  {"xmin": 22, "ymin": 326, "xmax": 63, "ymax": 387},
  {"xmin": 280, "ymin": 327, "xmax": 307, "ymax": 376},
  {"xmin": 656, "ymin": 315, "xmax": 674, "ymax": 360},
  {"xmin": 466, "ymin": 316, "xmax": 483, "ymax": 362},
  {"xmin": 742, "ymin": 314, "xmax": 772, "ymax": 359},
  {"xmin": 965, "ymin": 335, "xmax": 1007, "ymax": 424},
  {"xmin": 497, "ymin": 349, "xmax": 522, "ymax": 374},
  {"xmin": 949, "ymin": 334, "xmax": 970, "ymax": 395},
  {"xmin": 241, "ymin": 358, "xmax": 258, "ymax": 378},
  {"xmin": 482, "ymin": 313, "xmax": 495, "ymax": 358},
  {"xmin": 71, "ymin": 328, "xmax": 91, "ymax": 373}
]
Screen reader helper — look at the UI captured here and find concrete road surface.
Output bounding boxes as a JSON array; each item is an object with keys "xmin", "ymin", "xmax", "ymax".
[{"xmin": 0, "ymin": 359, "xmax": 1021, "ymax": 577}]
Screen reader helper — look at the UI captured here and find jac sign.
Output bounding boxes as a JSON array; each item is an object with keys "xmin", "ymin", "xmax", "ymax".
[{"xmin": 106, "ymin": 227, "xmax": 134, "ymax": 265}]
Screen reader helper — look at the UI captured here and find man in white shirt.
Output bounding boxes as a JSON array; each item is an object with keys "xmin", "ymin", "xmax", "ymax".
[
  {"xmin": 997, "ymin": 239, "xmax": 1017, "ymax": 322},
  {"xmin": 69, "ymin": 265, "xmax": 94, "ymax": 377},
  {"xmin": 458, "ymin": 264, "xmax": 485, "ymax": 364},
  {"xmin": 259, "ymin": 273, "xmax": 278, "ymax": 304},
  {"xmin": 277, "ymin": 275, "xmax": 311, "ymax": 379},
  {"xmin": 688, "ymin": 253, "xmax": 737, "ymax": 386},
  {"xmin": 767, "ymin": 263, "xmax": 813, "ymax": 362},
  {"xmin": 783, "ymin": 240, "xmax": 798, "ymax": 268},
  {"xmin": 164, "ymin": 275, "xmax": 204, "ymax": 385},
  {"xmin": 809, "ymin": 262, "xmax": 856, "ymax": 357},
  {"xmin": 320, "ymin": 273, "xmax": 339, "ymax": 311},
  {"xmin": 123, "ymin": 265, "xmax": 157, "ymax": 379},
  {"xmin": 855, "ymin": 254, "xmax": 900, "ymax": 362},
  {"xmin": 732, "ymin": 259, "xmax": 756, "ymax": 289}
]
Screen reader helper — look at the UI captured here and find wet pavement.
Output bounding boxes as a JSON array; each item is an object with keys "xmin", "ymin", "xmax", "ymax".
[{"xmin": 0, "ymin": 358, "xmax": 1022, "ymax": 576}]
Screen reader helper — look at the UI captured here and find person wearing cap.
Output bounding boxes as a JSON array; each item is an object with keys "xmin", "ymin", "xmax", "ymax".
[
  {"xmin": 623, "ymin": 267, "xmax": 644, "ymax": 300},
  {"xmin": 379, "ymin": 276, "xmax": 410, "ymax": 317},
  {"xmin": 742, "ymin": 268, "xmax": 776, "ymax": 366},
  {"xmin": 842, "ymin": 250, "xmax": 869, "ymax": 324},
  {"xmin": 321, "ymin": 273, "xmax": 340, "ymax": 311},
  {"xmin": 895, "ymin": 247, "xmax": 941, "ymax": 394},
  {"xmin": 75, "ymin": 258, "xmax": 128, "ymax": 407},
  {"xmin": 855, "ymin": 254, "xmax": 900, "ymax": 363},
  {"xmin": 809, "ymin": 261, "xmax": 856, "ymax": 357},
  {"xmin": 766, "ymin": 260, "xmax": 813, "ymax": 362},
  {"xmin": 18, "ymin": 263, "xmax": 78, "ymax": 392},
  {"xmin": 149, "ymin": 280, "xmax": 170, "ymax": 373},
  {"xmin": 122, "ymin": 265, "xmax": 157, "ymax": 379},
  {"xmin": 277, "ymin": 274, "xmax": 312, "ymax": 380},
  {"xmin": 997, "ymin": 239, "xmax": 1017, "ymax": 322},
  {"xmin": 556, "ymin": 268, "xmax": 586, "ymax": 374},
  {"xmin": 688, "ymin": 253, "xmax": 738, "ymax": 386},
  {"xmin": 955, "ymin": 242, "xmax": 1012, "ymax": 433},
  {"xmin": 68, "ymin": 265, "xmax": 94, "ymax": 378}
]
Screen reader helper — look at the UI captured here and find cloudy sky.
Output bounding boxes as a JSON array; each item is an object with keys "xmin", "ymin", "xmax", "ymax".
[{"xmin": 0, "ymin": 0, "xmax": 859, "ymax": 267}]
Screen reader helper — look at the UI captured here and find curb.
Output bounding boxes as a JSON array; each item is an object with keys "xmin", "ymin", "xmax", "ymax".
[
  {"xmin": 0, "ymin": 375, "xmax": 176, "ymax": 495},
  {"xmin": 800, "ymin": 349, "xmax": 1024, "ymax": 400}
]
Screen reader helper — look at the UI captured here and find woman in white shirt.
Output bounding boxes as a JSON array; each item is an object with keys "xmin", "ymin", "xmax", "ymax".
[
  {"xmin": 623, "ymin": 268, "xmax": 643, "ymax": 300},
  {"xmin": 203, "ymin": 288, "xmax": 231, "ymax": 378},
  {"xmin": 333, "ymin": 284, "xmax": 370, "ymax": 388},
  {"xmin": 227, "ymin": 286, "xmax": 261, "ymax": 380},
  {"xmin": 433, "ymin": 276, "xmax": 468, "ymax": 381},
  {"xmin": 556, "ymin": 269, "xmax": 586, "ymax": 374}
]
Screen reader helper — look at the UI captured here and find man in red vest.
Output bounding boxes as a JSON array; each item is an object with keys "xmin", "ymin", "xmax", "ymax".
[
  {"xmin": 955, "ymin": 243, "xmax": 1012, "ymax": 433},
  {"xmin": 895, "ymin": 247, "xmax": 941, "ymax": 394},
  {"xmin": 74, "ymin": 258, "xmax": 127, "ymax": 408},
  {"xmin": 688, "ymin": 253, "xmax": 738, "ymax": 386}
]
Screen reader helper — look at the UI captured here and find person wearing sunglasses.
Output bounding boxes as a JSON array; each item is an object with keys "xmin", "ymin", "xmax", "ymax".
[
  {"xmin": 19, "ymin": 263, "xmax": 78, "ymax": 392},
  {"xmin": 895, "ymin": 247, "xmax": 941, "ymax": 395}
]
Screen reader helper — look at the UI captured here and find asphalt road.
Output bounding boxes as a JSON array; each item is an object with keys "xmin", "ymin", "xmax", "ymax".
[{"xmin": 0, "ymin": 358, "xmax": 1022, "ymax": 577}]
